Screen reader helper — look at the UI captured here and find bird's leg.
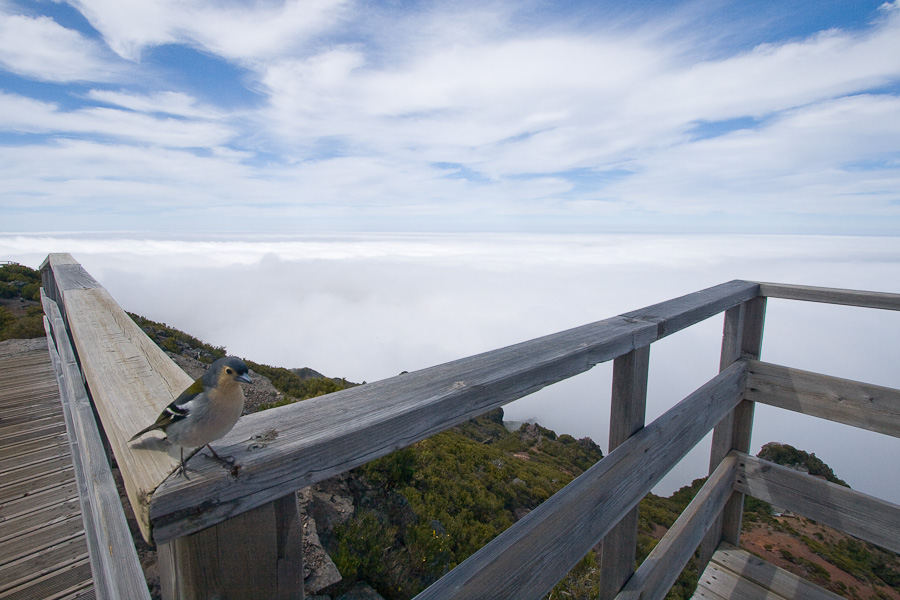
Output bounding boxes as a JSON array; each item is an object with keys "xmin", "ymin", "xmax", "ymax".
[
  {"xmin": 175, "ymin": 447, "xmax": 191, "ymax": 480},
  {"xmin": 205, "ymin": 444, "xmax": 235, "ymax": 465}
]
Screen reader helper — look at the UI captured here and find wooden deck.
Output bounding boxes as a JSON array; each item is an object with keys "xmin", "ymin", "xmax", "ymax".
[
  {"xmin": 0, "ymin": 339, "xmax": 95, "ymax": 600},
  {"xmin": 694, "ymin": 543, "xmax": 842, "ymax": 600}
]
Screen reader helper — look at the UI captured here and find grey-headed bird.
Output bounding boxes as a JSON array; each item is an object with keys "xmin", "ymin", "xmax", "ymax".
[{"xmin": 130, "ymin": 356, "xmax": 251, "ymax": 477}]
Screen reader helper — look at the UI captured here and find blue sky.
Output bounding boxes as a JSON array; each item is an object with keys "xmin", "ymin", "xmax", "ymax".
[{"xmin": 1, "ymin": 0, "xmax": 899, "ymax": 233}]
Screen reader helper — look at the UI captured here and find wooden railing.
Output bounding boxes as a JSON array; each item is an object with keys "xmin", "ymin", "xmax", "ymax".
[{"xmin": 39, "ymin": 253, "xmax": 900, "ymax": 600}]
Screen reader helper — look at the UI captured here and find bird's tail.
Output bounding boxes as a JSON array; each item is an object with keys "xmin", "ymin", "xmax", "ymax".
[{"xmin": 129, "ymin": 423, "xmax": 160, "ymax": 442}]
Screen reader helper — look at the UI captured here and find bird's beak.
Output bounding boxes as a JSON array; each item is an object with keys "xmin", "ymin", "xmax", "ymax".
[{"xmin": 236, "ymin": 373, "xmax": 252, "ymax": 384}]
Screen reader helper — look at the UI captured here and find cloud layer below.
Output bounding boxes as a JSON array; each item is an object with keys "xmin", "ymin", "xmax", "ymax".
[{"xmin": 4, "ymin": 232, "xmax": 899, "ymax": 500}]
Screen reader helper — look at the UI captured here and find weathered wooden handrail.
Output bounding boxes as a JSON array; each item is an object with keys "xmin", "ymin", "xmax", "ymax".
[
  {"xmin": 757, "ymin": 281, "xmax": 900, "ymax": 310},
  {"xmin": 38, "ymin": 251, "xmax": 900, "ymax": 600},
  {"xmin": 41, "ymin": 291, "xmax": 151, "ymax": 600},
  {"xmin": 413, "ymin": 360, "xmax": 747, "ymax": 600},
  {"xmin": 131, "ymin": 277, "xmax": 759, "ymax": 543}
]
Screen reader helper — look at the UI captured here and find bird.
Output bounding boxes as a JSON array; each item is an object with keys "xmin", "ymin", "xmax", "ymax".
[{"xmin": 130, "ymin": 356, "xmax": 252, "ymax": 478}]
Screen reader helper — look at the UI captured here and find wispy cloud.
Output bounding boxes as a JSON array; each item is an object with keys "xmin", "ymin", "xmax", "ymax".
[
  {"xmin": 66, "ymin": 0, "xmax": 351, "ymax": 62},
  {"xmin": 0, "ymin": 10, "xmax": 122, "ymax": 81},
  {"xmin": 0, "ymin": 1, "xmax": 898, "ymax": 232}
]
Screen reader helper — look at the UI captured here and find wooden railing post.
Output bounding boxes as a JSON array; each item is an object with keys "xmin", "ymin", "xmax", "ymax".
[
  {"xmin": 598, "ymin": 345, "xmax": 650, "ymax": 600},
  {"xmin": 158, "ymin": 491, "xmax": 304, "ymax": 600},
  {"xmin": 699, "ymin": 296, "xmax": 766, "ymax": 567}
]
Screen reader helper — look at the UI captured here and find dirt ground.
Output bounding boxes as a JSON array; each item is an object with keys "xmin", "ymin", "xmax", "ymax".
[{"xmin": 741, "ymin": 515, "xmax": 900, "ymax": 600}]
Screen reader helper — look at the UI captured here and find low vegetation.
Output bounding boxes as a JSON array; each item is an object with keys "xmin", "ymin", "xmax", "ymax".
[{"xmin": 0, "ymin": 262, "xmax": 44, "ymax": 342}]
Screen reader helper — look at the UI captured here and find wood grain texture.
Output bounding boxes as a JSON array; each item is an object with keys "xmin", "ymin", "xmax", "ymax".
[
  {"xmin": 693, "ymin": 543, "xmax": 843, "ymax": 600},
  {"xmin": 409, "ymin": 361, "xmax": 747, "ymax": 600},
  {"xmin": 746, "ymin": 360, "xmax": 900, "ymax": 438},
  {"xmin": 702, "ymin": 297, "xmax": 766, "ymax": 564},
  {"xmin": 756, "ymin": 282, "xmax": 900, "ymax": 311},
  {"xmin": 599, "ymin": 345, "xmax": 650, "ymax": 600},
  {"xmin": 43, "ymin": 296, "xmax": 151, "ymax": 600},
  {"xmin": 0, "ymin": 343, "xmax": 94, "ymax": 600},
  {"xmin": 623, "ymin": 280, "xmax": 759, "ymax": 339},
  {"xmin": 158, "ymin": 493, "xmax": 304, "ymax": 600},
  {"xmin": 734, "ymin": 453, "xmax": 900, "ymax": 554},
  {"xmin": 150, "ymin": 314, "xmax": 659, "ymax": 542},
  {"xmin": 44, "ymin": 253, "xmax": 194, "ymax": 542},
  {"xmin": 616, "ymin": 454, "xmax": 738, "ymax": 600}
]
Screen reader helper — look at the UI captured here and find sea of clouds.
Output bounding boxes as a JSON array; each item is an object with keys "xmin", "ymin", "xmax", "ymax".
[{"xmin": 3, "ymin": 232, "xmax": 899, "ymax": 501}]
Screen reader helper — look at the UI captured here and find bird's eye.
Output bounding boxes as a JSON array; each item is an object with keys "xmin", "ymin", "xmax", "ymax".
[{"xmin": 226, "ymin": 368, "xmax": 233, "ymax": 374}]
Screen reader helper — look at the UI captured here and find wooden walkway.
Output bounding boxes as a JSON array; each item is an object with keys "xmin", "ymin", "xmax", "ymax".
[
  {"xmin": 693, "ymin": 543, "xmax": 842, "ymax": 600},
  {"xmin": 0, "ymin": 339, "xmax": 95, "ymax": 600}
]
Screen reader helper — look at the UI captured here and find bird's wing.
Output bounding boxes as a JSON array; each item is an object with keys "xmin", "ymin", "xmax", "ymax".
[
  {"xmin": 129, "ymin": 378, "xmax": 204, "ymax": 441},
  {"xmin": 172, "ymin": 377, "xmax": 205, "ymax": 408}
]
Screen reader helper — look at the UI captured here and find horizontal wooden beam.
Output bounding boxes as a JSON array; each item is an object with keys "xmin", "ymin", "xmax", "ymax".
[
  {"xmin": 734, "ymin": 453, "xmax": 900, "ymax": 554},
  {"xmin": 623, "ymin": 280, "xmax": 759, "ymax": 339},
  {"xmin": 150, "ymin": 314, "xmax": 659, "ymax": 542},
  {"xmin": 409, "ymin": 361, "xmax": 747, "ymax": 600},
  {"xmin": 149, "ymin": 282, "xmax": 759, "ymax": 543},
  {"xmin": 616, "ymin": 453, "xmax": 738, "ymax": 600},
  {"xmin": 756, "ymin": 282, "xmax": 900, "ymax": 311},
  {"xmin": 746, "ymin": 360, "xmax": 900, "ymax": 439}
]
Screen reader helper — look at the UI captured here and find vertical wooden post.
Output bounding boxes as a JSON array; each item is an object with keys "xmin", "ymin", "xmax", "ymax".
[
  {"xmin": 158, "ymin": 492, "xmax": 305, "ymax": 600},
  {"xmin": 699, "ymin": 296, "xmax": 766, "ymax": 567},
  {"xmin": 598, "ymin": 345, "xmax": 650, "ymax": 600}
]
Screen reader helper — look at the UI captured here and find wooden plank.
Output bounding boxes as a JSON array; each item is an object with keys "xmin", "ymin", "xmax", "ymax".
[
  {"xmin": 43, "ymin": 298, "xmax": 152, "ymax": 600},
  {"xmin": 409, "ymin": 361, "xmax": 748, "ymax": 600},
  {"xmin": 0, "ymin": 454, "xmax": 72, "ymax": 483},
  {"xmin": 0, "ymin": 432, "xmax": 69, "ymax": 464},
  {"xmin": 0, "ymin": 422, "xmax": 68, "ymax": 448},
  {"xmin": 0, "ymin": 555, "xmax": 93, "ymax": 600},
  {"xmin": 695, "ymin": 561, "xmax": 788, "ymax": 600},
  {"xmin": 734, "ymin": 453, "xmax": 900, "ymax": 554},
  {"xmin": 45, "ymin": 276, "xmax": 193, "ymax": 541},
  {"xmin": 616, "ymin": 454, "xmax": 738, "ymax": 600},
  {"xmin": 623, "ymin": 280, "xmax": 759, "ymax": 339},
  {"xmin": 709, "ymin": 543, "xmax": 843, "ymax": 600},
  {"xmin": 0, "ymin": 465, "xmax": 75, "ymax": 505},
  {"xmin": 0, "ymin": 515, "xmax": 86, "ymax": 567},
  {"xmin": 757, "ymin": 282, "xmax": 900, "ymax": 311},
  {"xmin": 0, "ymin": 416, "xmax": 66, "ymax": 441},
  {"xmin": 157, "ymin": 492, "xmax": 304, "ymax": 600},
  {"xmin": 599, "ymin": 345, "xmax": 650, "ymax": 600},
  {"xmin": 0, "ymin": 497, "xmax": 83, "ymax": 545},
  {"xmin": 150, "ymin": 313, "xmax": 659, "ymax": 542},
  {"xmin": 0, "ymin": 440, "xmax": 71, "ymax": 476},
  {"xmin": 0, "ymin": 481, "xmax": 80, "ymax": 522},
  {"xmin": 746, "ymin": 360, "xmax": 900, "ymax": 438}
]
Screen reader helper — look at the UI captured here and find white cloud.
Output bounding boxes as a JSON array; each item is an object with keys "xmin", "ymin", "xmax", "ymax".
[
  {"xmin": 66, "ymin": 0, "xmax": 350, "ymax": 62},
  {"xmin": 601, "ymin": 94, "xmax": 900, "ymax": 215},
  {"xmin": 255, "ymin": 1, "xmax": 900, "ymax": 187},
  {"xmin": 1, "ymin": 2, "xmax": 899, "ymax": 233},
  {"xmin": 0, "ymin": 11, "xmax": 121, "ymax": 81},
  {"xmin": 86, "ymin": 89, "xmax": 226, "ymax": 119},
  {"xmin": 0, "ymin": 92, "xmax": 236, "ymax": 147}
]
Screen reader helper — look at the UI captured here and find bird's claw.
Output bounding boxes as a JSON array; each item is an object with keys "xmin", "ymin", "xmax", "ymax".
[{"xmin": 175, "ymin": 464, "xmax": 191, "ymax": 480}]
